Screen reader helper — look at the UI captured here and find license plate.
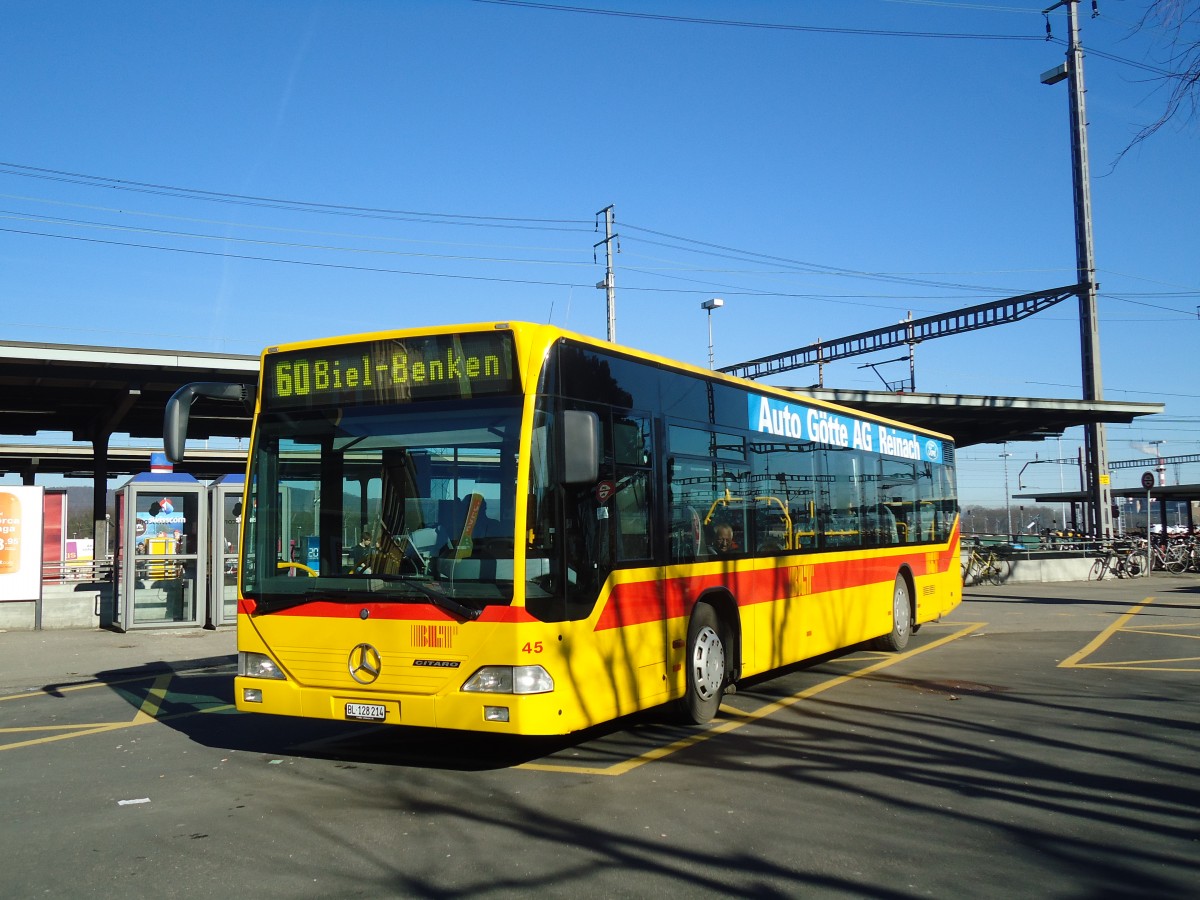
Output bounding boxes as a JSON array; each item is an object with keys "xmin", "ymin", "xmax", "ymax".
[{"xmin": 345, "ymin": 702, "xmax": 387, "ymax": 722}]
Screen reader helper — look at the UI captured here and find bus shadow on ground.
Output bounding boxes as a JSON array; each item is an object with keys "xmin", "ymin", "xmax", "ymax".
[
  {"xmin": 73, "ymin": 655, "xmax": 627, "ymax": 770},
  {"xmin": 77, "ymin": 640, "xmax": 886, "ymax": 771}
]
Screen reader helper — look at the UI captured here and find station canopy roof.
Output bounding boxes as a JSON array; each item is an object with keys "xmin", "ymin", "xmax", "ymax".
[
  {"xmin": 788, "ymin": 387, "xmax": 1163, "ymax": 449},
  {"xmin": 1016, "ymin": 485, "xmax": 1200, "ymax": 504},
  {"xmin": 0, "ymin": 339, "xmax": 1166, "ymax": 478},
  {"xmin": 0, "ymin": 339, "xmax": 257, "ymax": 478}
]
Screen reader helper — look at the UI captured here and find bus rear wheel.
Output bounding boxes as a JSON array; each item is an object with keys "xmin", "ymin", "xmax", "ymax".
[
  {"xmin": 680, "ymin": 603, "xmax": 728, "ymax": 725},
  {"xmin": 872, "ymin": 574, "xmax": 912, "ymax": 652}
]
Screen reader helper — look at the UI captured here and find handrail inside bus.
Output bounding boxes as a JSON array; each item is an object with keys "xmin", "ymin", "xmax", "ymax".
[{"xmin": 703, "ymin": 488, "xmax": 796, "ymax": 551}]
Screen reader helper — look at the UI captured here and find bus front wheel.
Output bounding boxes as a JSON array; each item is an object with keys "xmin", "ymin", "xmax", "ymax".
[
  {"xmin": 872, "ymin": 574, "xmax": 912, "ymax": 652},
  {"xmin": 680, "ymin": 603, "xmax": 728, "ymax": 725}
]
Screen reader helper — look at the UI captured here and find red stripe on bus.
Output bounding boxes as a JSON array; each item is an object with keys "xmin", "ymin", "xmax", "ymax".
[{"xmin": 594, "ymin": 542, "xmax": 957, "ymax": 632}]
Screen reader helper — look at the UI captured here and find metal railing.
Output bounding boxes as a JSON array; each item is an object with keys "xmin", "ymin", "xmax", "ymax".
[{"xmin": 41, "ymin": 557, "xmax": 115, "ymax": 584}]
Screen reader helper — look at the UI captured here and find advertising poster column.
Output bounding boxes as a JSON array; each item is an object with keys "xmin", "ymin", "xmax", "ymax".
[{"xmin": 0, "ymin": 486, "xmax": 46, "ymax": 604}]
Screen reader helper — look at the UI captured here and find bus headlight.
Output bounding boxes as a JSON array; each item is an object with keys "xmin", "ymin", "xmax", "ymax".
[
  {"xmin": 239, "ymin": 651, "xmax": 287, "ymax": 680},
  {"xmin": 462, "ymin": 665, "xmax": 553, "ymax": 695}
]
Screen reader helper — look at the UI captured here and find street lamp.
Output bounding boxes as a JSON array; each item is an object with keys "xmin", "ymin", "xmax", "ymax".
[
  {"xmin": 701, "ymin": 297, "xmax": 724, "ymax": 369},
  {"xmin": 1149, "ymin": 439, "xmax": 1166, "ymax": 486},
  {"xmin": 1000, "ymin": 446, "xmax": 1013, "ymax": 538}
]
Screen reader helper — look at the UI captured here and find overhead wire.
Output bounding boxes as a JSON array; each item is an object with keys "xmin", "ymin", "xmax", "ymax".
[
  {"xmin": 470, "ymin": 0, "xmax": 1046, "ymax": 41},
  {"xmin": 0, "ymin": 210, "xmax": 596, "ymax": 268},
  {"xmin": 0, "ymin": 191, "xmax": 594, "ymax": 255},
  {"xmin": 0, "ymin": 162, "xmax": 593, "ymax": 232},
  {"xmin": 0, "ymin": 1, "xmax": 1194, "ymax": 313},
  {"xmin": 0, "ymin": 164, "xmax": 1061, "ymax": 303}
]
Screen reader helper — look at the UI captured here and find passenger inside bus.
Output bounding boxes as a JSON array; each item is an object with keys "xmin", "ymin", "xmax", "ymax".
[
  {"xmin": 435, "ymin": 494, "xmax": 505, "ymax": 556},
  {"xmin": 349, "ymin": 535, "xmax": 373, "ymax": 567},
  {"xmin": 708, "ymin": 522, "xmax": 737, "ymax": 556}
]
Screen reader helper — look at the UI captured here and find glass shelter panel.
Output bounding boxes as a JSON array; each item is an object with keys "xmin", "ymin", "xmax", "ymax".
[
  {"xmin": 116, "ymin": 480, "xmax": 205, "ymax": 629},
  {"xmin": 210, "ymin": 479, "xmax": 244, "ymax": 627}
]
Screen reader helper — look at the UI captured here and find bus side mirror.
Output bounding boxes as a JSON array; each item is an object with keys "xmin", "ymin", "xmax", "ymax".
[
  {"xmin": 562, "ymin": 410, "xmax": 600, "ymax": 484},
  {"xmin": 164, "ymin": 382, "xmax": 255, "ymax": 463}
]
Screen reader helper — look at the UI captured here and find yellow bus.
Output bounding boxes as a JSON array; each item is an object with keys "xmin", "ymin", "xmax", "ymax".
[{"xmin": 165, "ymin": 322, "xmax": 961, "ymax": 735}]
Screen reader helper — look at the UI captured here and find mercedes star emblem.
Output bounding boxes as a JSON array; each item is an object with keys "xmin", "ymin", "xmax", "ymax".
[{"xmin": 348, "ymin": 643, "xmax": 382, "ymax": 684}]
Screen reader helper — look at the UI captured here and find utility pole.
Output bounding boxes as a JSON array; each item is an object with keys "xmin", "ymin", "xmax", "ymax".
[
  {"xmin": 904, "ymin": 310, "xmax": 916, "ymax": 392},
  {"xmin": 701, "ymin": 297, "xmax": 724, "ymax": 368},
  {"xmin": 1042, "ymin": 0, "xmax": 1113, "ymax": 537},
  {"xmin": 594, "ymin": 205, "xmax": 617, "ymax": 342}
]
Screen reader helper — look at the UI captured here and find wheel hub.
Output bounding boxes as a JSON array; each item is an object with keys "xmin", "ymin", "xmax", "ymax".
[
  {"xmin": 691, "ymin": 625, "xmax": 725, "ymax": 701},
  {"xmin": 894, "ymin": 582, "xmax": 911, "ymax": 633}
]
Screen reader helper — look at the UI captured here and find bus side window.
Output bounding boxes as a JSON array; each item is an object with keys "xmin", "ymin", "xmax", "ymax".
[{"xmin": 612, "ymin": 415, "xmax": 652, "ymax": 562}]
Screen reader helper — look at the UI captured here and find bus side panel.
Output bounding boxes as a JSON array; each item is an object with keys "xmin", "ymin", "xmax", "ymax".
[
  {"xmin": 234, "ymin": 535, "xmax": 962, "ymax": 736},
  {"xmin": 557, "ymin": 533, "xmax": 964, "ymax": 730},
  {"xmin": 585, "ymin": 538, "xmax": 962, "ymax": 714}
]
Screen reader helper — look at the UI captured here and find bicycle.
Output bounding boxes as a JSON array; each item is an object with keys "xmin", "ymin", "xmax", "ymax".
[
  {"xmin": 962, "ymin": 544, "xmax": 1010, "ymax": 585},
  {"xmin": 1143, "ymin": 538, "xmax": 1187, "ymax": 574},
  {"xmin": 1089, "ymin": 543, "xmax": 1147, "ymax": 580}
]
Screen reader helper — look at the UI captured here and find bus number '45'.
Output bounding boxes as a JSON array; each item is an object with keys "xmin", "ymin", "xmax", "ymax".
[{"xmin": 522, "ymin": 642, "xmax": 544, "ymax": 654}]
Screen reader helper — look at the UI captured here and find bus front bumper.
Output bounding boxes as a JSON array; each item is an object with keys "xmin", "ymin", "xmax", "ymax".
[{"xmin": 234, "ymin": 675, "xmax": 572, "ymax": 735}]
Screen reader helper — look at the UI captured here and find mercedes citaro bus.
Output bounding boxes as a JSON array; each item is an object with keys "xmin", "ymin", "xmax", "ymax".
[{"xmin": 165, "ymin": 321, "xmax": 960, "ymax": 735}]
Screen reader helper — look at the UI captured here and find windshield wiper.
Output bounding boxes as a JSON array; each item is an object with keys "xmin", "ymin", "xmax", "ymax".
[
  {"xmin": 249, "ymin": 579, "xmax": 481, "ymax": 620},
  {"xmin": 360, "ymin": 574, "xmax": 483, "ymax": 621}
]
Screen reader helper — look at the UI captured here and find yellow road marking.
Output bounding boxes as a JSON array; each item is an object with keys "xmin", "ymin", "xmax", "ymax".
[
  {"xmin": 519, "ymin": 620, "xmax": 985, "ymax": 776},
  {"xmin": 1056, "ymin": 595, "xmax": 1200, "ymax": 670},
  {"xmin": 1122, "ymin": 625, "xmax": 1200, "ymax": 638},
  {"xmin": 0, "ymin": 664, "xmax": 236, "ymax": 704},
  {"xmin": 1059, "ymin": 596, "xmax": 1155, "ymax": 668},
  {"xmin": 1070, "ymin": 658, "xmax": 1200, "ymax": 671},
  {"xmin": 130, "ymin": 674, "xmax": 172, "ymax": 724},
  {"xmin": 0, "ymin": 670, "xmax": 236, "ymax": 752},
  {"xmin": 1, "ymin": 675, "xmax": 164, "ymax": 703},
  {"xmin": 0, "ymin": 723, "xmax": 141, "ymax": 752}
]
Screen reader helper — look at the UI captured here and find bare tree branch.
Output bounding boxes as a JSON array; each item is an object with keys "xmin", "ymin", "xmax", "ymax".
[{"xmin": 1122, "ymin": 0, "xmax": 1200, "ymax": 155}]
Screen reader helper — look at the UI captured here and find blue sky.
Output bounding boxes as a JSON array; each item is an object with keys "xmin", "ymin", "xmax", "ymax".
[{"xmin": 1, "ymin": 0, "xmax": 1197, "ymax": 519}]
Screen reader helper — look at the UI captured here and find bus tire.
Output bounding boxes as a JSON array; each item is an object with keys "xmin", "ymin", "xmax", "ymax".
[
  {"xmin": 680, "ymin": 603, "xmax": 728, "ymax": 725},
  {"xmin": 872, "ymin": 574, "xmax": 912, "ymax": 652}
]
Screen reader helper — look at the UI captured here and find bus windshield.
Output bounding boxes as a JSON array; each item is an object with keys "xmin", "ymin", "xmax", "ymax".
[{"xmin": 242, "ymin": 397, "xmax": 522, "ymax": 613}]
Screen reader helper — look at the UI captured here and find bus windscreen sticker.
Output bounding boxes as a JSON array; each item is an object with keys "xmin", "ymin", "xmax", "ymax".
[{"xmin": 749, "ymin": 394, "xmax": 944, "ymax": 464}]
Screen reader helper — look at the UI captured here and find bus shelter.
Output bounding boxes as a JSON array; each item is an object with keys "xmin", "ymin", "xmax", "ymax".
[{"xmin": 113, "ymin": 473, "xmax": 206, "ymax": 631}]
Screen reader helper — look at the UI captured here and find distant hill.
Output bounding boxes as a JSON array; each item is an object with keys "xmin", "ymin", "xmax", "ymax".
[
  {"xmin": 60, "ymin": 485, "xmax": 107, "ymax": 516},
  {"xmin": 69, "ymin": 486, "xmax": 93, "ymax": 511}
]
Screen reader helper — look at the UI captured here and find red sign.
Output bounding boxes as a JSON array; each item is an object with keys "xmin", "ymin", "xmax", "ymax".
[{"xmin": 594, "ymin": 480, "xmax": 616, "ymax": 504}]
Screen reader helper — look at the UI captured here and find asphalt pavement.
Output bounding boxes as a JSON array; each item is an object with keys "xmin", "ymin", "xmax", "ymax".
[{"xmin": 1, "ymin": 574, "xmax": 1197, "ymax": 898}]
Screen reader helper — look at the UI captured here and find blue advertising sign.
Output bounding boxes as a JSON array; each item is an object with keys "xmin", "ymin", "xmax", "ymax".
[{"xmin": 748, "ymin": 394, "xmax": 945, "ymax": 464}]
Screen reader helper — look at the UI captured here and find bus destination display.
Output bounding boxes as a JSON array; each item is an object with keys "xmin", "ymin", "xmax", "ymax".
[{"xmin": 264, "ymin": 330, "xmax": 517, "ymax": 410}]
